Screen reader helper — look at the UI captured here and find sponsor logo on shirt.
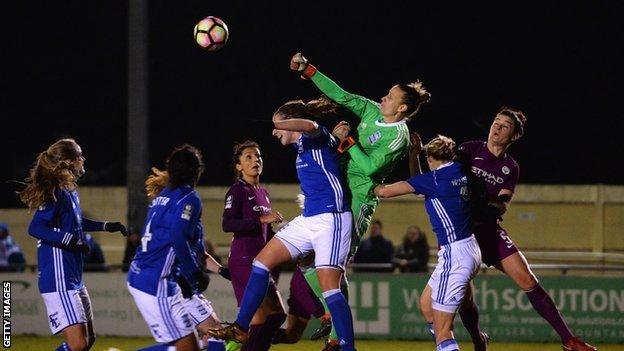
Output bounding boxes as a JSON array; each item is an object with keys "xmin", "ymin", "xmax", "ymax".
[
  {"xmin": 181, "ymin": 204, "xmax": 192, "ymax": 220},
  {"xmin": 253, "ymin": 205, "xmax": 271, "ymax": 213},
  {"xmin": 225, "ymin": 195, "xmax": 233, "ymax": 209},
  {"xmin": 368, "ymin": 130, "xmax": 382, "ymax": 145},
  {"xmin": 471, "ymin": 166, "xmax": 504, "ymax": 185}
]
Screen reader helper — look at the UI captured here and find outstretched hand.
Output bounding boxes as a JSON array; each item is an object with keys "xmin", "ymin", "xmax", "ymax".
[
  {"xmin": 105, "ymin": 222, "xmax": 128, "ymax": 236},
  {"xmin": 332, "ymin": 121, "xmax": 351, "ymax": 142}
]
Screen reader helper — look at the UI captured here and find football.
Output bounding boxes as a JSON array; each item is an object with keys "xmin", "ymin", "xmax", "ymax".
[{"xmin": 193, "ymin": 16, "xmax": 229, "ymax": 52}]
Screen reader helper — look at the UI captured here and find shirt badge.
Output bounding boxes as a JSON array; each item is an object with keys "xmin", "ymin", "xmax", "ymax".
[
  {"xmin": 502, "ymin": 166, "xmax": 510, "ymax": 175},
  {"xmin": 224, "ymin": 195, "xmax": 233, "ymax": 209},
  {"xmin": 181, "ymin": 204, "xmax": 192, "ymax": 220},
  {"xmin": 368, "ymin": 131, "xmax": 382, "ymax": 145}
]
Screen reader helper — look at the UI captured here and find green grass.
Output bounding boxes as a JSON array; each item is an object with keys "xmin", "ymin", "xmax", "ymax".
[{"xmin": 9, "ymin": 336, "xmax": 622, "ymax": 351}]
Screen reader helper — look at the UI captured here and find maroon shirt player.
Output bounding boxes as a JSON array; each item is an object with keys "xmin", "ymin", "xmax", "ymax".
[
  {"xmin": 221, "ymin": 140, "xmax": 286, "ymax": 351},
  {"xmin": 415, "ymin": 107, "xmax": 596, "ymax": 351}
]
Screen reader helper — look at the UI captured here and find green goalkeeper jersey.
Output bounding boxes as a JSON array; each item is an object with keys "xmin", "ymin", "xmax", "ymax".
[{"xmin": 310, "ymin": 71, "xmax": 409, "ymax": 241}]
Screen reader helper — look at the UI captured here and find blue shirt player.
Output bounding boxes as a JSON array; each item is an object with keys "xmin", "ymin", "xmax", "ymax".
[
  {"xmin": 20, "ymin": 138, "xmax": 127, "ymax": 351},
  {"xmin": 375, "ymin": 135, "xmax": 482, "ymax": 351},
  {"xmin": 128, "ymin": 144, "xmax": 208, "ymax": 351},
  {"xmin": 208, "ymin": 99, "xmax": 356, "ymax": 351}
]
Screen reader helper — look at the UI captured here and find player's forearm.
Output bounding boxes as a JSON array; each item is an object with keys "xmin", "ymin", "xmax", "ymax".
[
  {"xmin": 374, "ymin": 181, "xmax": 414, "ymax": 198},
  {"xmin": 82, "ymin": 217, "xmax": 106, "ymax": 232},
  {"xmin": 222, "ymin": 215, "xmax": 260, "ymax": 233},
  {"xmin": 28, "ymin": 217, "xmax": 74, "ymax": 245},
  {"xmin": 408, "ymin": 152, "xmax": 422, "ymax": 177},
  {"xmin": 273, "ymin": 119, "xmax": 318, "ymax": 133},
  {"xmin": 203, "ymin": 252, "xmax": 222, "ymax": 273}
]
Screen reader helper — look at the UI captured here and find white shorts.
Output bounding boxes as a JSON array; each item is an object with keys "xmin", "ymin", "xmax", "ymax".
[
  {"xmin": 128, "ymin": 284, "xmax": 194, "ymax": 343},
  {"xmin": 275, "ymin": 212, "xmax": 352, "ymax": 270},
  {"xmin": 183, "ymin": 293, "xmax": 215, "ymax": 326},
  {"xmin": 428, "ymin": 235, "xmax": 482, "ymax": 313},
  {"xmin": 42, "ymin": 285, "xmax": 93, "ymax": 334}
]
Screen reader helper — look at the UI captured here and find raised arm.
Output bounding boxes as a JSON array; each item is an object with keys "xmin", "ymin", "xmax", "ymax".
[
  {"xmin": 291, "ymin": 53, "xmax": 379, "ymax": 120},
  {"xmin": 408, "ymin": 132, "xmax": 423, "ymax": 177},
  {"xmin": 273, "ymin": 118, "xmax": 318, "ymax": 134}
]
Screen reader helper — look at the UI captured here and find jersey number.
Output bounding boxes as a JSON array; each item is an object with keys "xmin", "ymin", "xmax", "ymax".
[{"xmin": 141, "ymin": 215, "xmax": 154, "ymax": 252}]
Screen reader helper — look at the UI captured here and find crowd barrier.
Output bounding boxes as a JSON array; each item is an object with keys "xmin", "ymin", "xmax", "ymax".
[{"xmin": 6, "ymin": 271, "xmax": 623, "ymax": 342}]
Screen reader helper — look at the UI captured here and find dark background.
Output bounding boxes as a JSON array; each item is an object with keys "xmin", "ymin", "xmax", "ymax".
[{"xmin": 3, "ymin": 1, "xmax": 622, "ymax": 207}]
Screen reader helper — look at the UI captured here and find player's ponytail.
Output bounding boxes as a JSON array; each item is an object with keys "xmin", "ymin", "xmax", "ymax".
[
  {"xmin": 145, "ymin": 167, "xmax": 169, "ymax": 200},
  {"xmin": 304, "ymin": 95, "xmax": 340, "ymax": 119},
  {"xmin": 20, "ymin": 139, "xmax": 81, "ymax": 210},
  {"xmin": 397, "ymin": 81, "xmax": 431, "ymax": 121}
]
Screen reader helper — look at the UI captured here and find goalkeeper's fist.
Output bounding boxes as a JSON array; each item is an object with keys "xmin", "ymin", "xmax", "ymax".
[
  {"xmin": 290, "ymin": 52, "xmax": 308, "ymax": 71},
  {"xmin": 290, "ymin": 52, "xmax": 317, "ymax": 78}
]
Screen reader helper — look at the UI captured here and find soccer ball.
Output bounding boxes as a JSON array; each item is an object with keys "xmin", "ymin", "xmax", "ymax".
[{"xmin": 193, "ymin": 16, "xmax": 229, "ymax": 52}]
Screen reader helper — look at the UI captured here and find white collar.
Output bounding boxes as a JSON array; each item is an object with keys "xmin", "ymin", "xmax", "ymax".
[
  {"xmin": 375, "ymin": 119, "xmax": 407, "ymax": 127},
  {"xmin": 434, "ymin": 161, "xmax": 454, "ymax": 170}
]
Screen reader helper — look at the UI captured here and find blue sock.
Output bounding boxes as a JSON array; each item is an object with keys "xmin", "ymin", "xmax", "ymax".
[
  {"xmin": 207, "ymin": 337, "xmax": 226, "ymax": 350},
  {"xmin": 436, "ymin": 338, "xmax": 459, "ymax": 351},
  {"xmin": 323, "ymin": 289, "xmax": 355, "ymax": 351},
  {"xmin": 235, "ymin": 261, "xmax": 270, "ymax": 330},
  {"xmin": 56, "ymin": 342, "xmax": 70, "ymax": 351},
  {"xmin": 137, "ymin": 344, "xmax": 172, "ymax": 351},
  {"xmin": 428, "ymin": 322, "xmax": 436, "ymax": 342}
]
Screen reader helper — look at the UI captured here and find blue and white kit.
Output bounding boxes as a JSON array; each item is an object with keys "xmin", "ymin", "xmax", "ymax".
[
  {"xmin": 406, "ymin": 162, "xmax": 482, "ymax": 313},
  {"xmin": 275, "ymin": 126, "xmax": 352, "ymax": 270}
]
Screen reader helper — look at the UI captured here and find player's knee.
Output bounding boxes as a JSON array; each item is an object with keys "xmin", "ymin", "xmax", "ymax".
[{"xmin": 518, "ymin": 272, "xmax": 539, "ymax": 290}]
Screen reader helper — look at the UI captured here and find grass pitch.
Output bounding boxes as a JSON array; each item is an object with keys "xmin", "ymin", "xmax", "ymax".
[{"xmin": 9, "ymin": 336, "xmax": 621, "ymax": 350}]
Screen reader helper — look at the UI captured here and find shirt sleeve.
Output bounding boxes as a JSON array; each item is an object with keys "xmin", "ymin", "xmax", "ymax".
[
  {"xmin": 301, "ymin": 126, "xmax": 338, "ymax": 150},
  {"xmin": 406, "ymin": 173, "xmax": 436, "ymax": 197},
  {"xmin": 28, "ymin": 200, "xmax": 75, "ymax": 246},
  {"xmin": 310, "ymin": 70, "xmax": 381, "ymax": 122},
  {"xmin": 82, "ymin": 217, "xmax": 106, "ymax": 232},
  {"xmin": 347, "ymin": 134, "xmax": 407, "ymax": 177},
  {"xmin": 502, "ymin": 163, "xmax": 520, "ymax": 193},
  {"xmin": 170, "ymin": 194, "xmax": 201, "ymax": 284},
  {"xmin": 221, "ymin": 186, "xmax": 261, "ymax": 233}
]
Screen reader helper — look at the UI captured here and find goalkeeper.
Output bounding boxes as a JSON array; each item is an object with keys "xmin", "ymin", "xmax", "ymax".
[{"xmin": 290, "ymin": 52, "xmax": 430, "ymax": 347}]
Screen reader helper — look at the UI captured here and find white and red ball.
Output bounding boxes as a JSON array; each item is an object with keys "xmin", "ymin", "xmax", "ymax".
[{"xmin": 193, "ymin": 16, "xmax": 229, "ymax": 52}]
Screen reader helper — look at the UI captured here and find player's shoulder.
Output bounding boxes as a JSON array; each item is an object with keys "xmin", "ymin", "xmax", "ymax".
[
  {"xmin": 504, "ymin": 153, "xmax": 520, "ymax": 172},
  {"xmin": 458, "ymin": 140, "xmax": 485, "ymax": 151}
]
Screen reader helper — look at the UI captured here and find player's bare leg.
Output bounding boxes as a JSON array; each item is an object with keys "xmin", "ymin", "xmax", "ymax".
[
  {"xmin": 419, "ymin": 285, "xmax": 435, "ymax": 339},
  {"xmin": 432, "ymin": 308, "xmax": 457, "ymax": 348},
  {"xmin": 173, "ymin": 333, "xmax": 200, "ymax": 351},
  {"xmin": 61, "ymin": 323, "xmax": 89, "ymax": 351},
  {"xmin": 498, "ymin": 252, "xmax": 597, "ymax": 351}
]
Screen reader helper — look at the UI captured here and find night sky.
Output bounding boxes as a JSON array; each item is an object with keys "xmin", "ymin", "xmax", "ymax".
[{"xmin": 3, "ymin": 1, "xmax": 622, "ymax": 207}]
